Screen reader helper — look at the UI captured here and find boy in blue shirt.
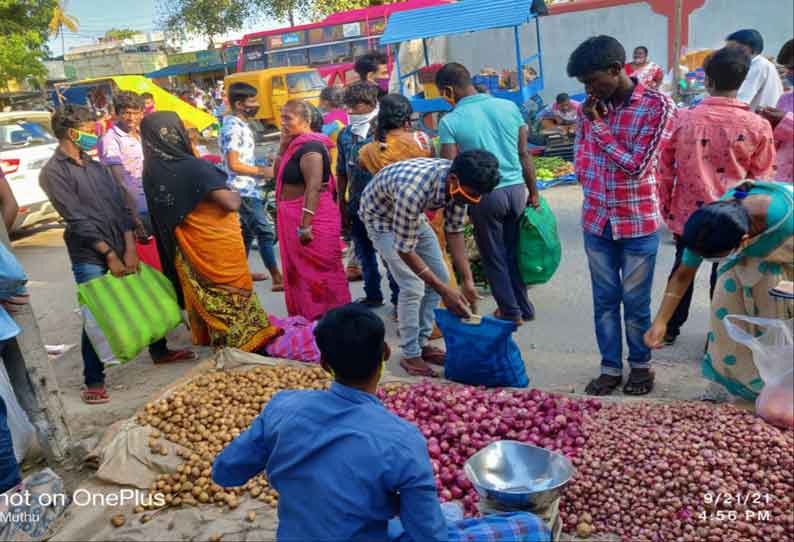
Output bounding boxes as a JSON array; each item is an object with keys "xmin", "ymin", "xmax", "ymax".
[{"xmin": 212, "ymin": 304, "xmax": 447, "ymax": 541}]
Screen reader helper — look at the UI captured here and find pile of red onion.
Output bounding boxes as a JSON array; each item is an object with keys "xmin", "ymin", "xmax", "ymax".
[
  {"xmin": 377, "ymin": 382, "xmax": 601, "ymax": 516},
  {"xmin": 561, "ymin": 402, "xmax": 794, "ymax": 541}
]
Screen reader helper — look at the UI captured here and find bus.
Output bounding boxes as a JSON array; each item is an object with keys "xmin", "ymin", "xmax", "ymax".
[{"xmin": 236, "ymin": 0, "xmax": 451, "ymax": 86}]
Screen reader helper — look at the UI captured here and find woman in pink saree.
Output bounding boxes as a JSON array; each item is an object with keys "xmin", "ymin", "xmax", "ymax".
[{"xmin": 275, "ymin": 100, "xmax": 351, "ymax": 320}]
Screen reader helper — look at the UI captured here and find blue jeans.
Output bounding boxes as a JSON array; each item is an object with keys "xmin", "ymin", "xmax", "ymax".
[
  {"xmin": 368, "ymin": 222, "xmax": 448, "ymax": 358},
  {"xmin": 583, "ymin": 223, "xmax": 659, "ymax": 376},
  {"xmin": 73, "ymin": 263, "xmax": 168, "ymax": 387},
  {"xmin": 0, "ymin": 342, "xmax": 21, "ymax": 493},
  {"xmin": 350, "ymin": 208, "xmax": 399, "ymax": 305},
  {"xmin": 239, "ymin": 196, "xmax": 278, "ymax": 271}
]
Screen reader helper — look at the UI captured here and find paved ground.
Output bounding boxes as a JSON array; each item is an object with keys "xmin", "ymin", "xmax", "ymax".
[{"xmin": 12, "ymin": 184, "xmax": 714, "ymax": 444}]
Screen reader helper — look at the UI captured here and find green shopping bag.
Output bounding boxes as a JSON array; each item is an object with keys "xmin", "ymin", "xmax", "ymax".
[
  {"xmin": 78, "ymin": 264, "xmax": 182, "ymax": 366},
  {"xmin": 518, "ymin": 196, "xmax": 561, "ymax": 285}
]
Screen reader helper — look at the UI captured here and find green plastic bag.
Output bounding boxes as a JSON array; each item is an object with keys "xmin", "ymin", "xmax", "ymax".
[
  {"xmin": 78, "ymin": 264, "xmax": 182, "ymax": 366},
  {"xmin": 518, "ymin": 196, "xmax": 561, "ymax": 285}
]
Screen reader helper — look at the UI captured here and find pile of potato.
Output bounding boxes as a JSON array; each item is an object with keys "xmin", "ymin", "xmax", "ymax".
[{"xmin": 129, "ymin": 365, "xmax": 330, "ymax": 520}]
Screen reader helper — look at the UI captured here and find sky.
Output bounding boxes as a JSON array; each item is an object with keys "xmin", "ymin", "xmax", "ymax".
[{"xmin": 46, "ymin": 0, "xmax": 287, "ymax": 56}]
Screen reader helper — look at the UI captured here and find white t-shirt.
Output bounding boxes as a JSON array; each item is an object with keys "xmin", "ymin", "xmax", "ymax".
[{"xmin": 737, "ymin": 55, "xmax": 784, "ymax": 111}]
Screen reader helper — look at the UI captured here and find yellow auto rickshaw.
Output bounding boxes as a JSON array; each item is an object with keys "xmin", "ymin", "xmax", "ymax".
[{"xmin": 224, "ymin": 67, "xmax": 325, "ymax": 130}]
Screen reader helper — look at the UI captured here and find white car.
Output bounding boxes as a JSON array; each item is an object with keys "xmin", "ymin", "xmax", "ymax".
[{"xmin": 0, "ymin": 111, "xmax": 60, "ymax": 231}]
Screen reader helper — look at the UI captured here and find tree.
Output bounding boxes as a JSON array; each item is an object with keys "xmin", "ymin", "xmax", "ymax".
[
  {"xmin": 0, "ymin": 0, "xmax": 57, "ymax": 90},
  {"xmin": 309, "ymin": 0, "xmax": 398, "ymax": 18},
  {"xmin": 103, "ymin": 28, "xmax": 139, "ymax": 42},
  {"xmin": 158, "ymin": 0, "xmax": 255, "ymax": 49},
  {"xmin": 48, "ymin": 0, "xmax": 79, "ymax": 57},
  {"xmin": 254, "ymin": 0, "xmax": 302, "ymax": 27}
]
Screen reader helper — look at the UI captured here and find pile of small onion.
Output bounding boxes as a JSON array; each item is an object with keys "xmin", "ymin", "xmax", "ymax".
[
  {"xmin": 561, "ymin": 402, "xmax": 794, "ymax": 541},
  {"xmin": 377, "ymin": 382, "xmax": 601, "ymax": 517}
]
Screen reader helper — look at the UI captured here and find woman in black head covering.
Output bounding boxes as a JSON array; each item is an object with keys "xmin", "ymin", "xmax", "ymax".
[{"xmin": 141, "ymin": 112, "xmax": 280, "ymax": 352}]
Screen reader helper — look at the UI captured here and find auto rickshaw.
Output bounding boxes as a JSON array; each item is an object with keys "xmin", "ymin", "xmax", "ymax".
[
  {"xmin": 52, "ymin": 75, "xmax": 218, "ymax": 133},
  {"xmin": 224, "ymin": 67, "xmax": 326, "ymax": 131}
]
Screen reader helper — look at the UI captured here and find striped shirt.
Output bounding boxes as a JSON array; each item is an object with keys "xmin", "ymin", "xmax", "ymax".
[
  {"xmin": 575, "ymin": 81, "xmax": 675, "ymax": 239},
  {"xmin": 358, "ymin": 158, "xmax": 467, "ymax": 253}
]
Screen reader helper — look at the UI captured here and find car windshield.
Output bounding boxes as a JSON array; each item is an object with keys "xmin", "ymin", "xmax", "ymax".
[
  {"xmin": 0, "ymin": 121, "xmax": 55, "ymax": 151},
  {"xmin": 286, "ymin": 71, "xmax": 325, "ymax": 93}
]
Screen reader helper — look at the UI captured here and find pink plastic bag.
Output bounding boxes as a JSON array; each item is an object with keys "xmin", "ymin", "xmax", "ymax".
[
  {"xmin": 265, "ymin": 316, "xmax": 321, "ymax": 363},
  {"xmin": 136, "ymin": 237, "xmax": 163, "ymax": 272}
]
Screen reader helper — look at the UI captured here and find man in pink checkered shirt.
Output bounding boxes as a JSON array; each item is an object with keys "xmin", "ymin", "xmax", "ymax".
[{"xmin": 568, "ymin": 35, "xmax": 675, "ymax": 397}]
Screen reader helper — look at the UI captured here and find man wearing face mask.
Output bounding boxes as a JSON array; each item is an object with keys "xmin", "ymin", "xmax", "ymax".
[
  {"xmin": 359, "ymin": 151, "xmax": 500, "ymax": 378},
  {"xmin": 354, "ymin": 50, "xmax": 390, "ymax": 98},
  {"xmin": 39, "ymin": 105, "xmax": 193, "ymax": 404},
  {"xmin": 437, "ymin": 63, "xmax": 540, "ymax": 327},
  {"xmin": 336, "ymin": 81, "xmax": 399, "ymax": 309},
  {"xmin": 220, "ymin": 82, "xmax": 283, "ymax": 290}
]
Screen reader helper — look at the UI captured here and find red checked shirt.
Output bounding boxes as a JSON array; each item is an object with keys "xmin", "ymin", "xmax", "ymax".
[{"xmin": 575, "ymin": 81, "xmax": 675, "ymax": 239}]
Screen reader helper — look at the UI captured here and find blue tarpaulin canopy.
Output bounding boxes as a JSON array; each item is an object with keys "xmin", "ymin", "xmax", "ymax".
[
  {"xmin": 145, "ymin": 61, "xmax": 234, "ymax": 79},
  {"xmin": 380, "ymin": 0, "xmax": 536, "ymax": 45}
]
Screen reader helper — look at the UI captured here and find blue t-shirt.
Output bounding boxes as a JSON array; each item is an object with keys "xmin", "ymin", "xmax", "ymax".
[{"xmin": 438, "ymin": 93, "xmax": 526, "ymax": 189}]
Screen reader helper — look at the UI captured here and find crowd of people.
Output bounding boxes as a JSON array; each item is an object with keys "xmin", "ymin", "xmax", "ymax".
[
  {"xmin": 0, "ymin": 23, "xmax": 787, "ymax": 542},
  {"xmin": 27, "ymin": 30, "xmax": 793, "ymax": 408}
]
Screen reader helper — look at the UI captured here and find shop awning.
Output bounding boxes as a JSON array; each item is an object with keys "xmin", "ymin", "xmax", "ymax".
[
  {"xmin": 380, "ymin": 0, "xmax": 535, "ymax": 45},
  {"xmin": 145, "ymin": 60, "xmax": 235, "ymax": 79}
]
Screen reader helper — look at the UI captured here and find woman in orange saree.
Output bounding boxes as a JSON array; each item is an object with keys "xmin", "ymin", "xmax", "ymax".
[{"xmin": 141, "ymin": 112, "xmax": 280, "ymax": 351}]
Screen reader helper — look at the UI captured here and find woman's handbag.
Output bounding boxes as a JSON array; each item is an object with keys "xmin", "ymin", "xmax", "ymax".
[{"xmin": 78, "ymin": 264, "xmax": 182, "ymax": 366}]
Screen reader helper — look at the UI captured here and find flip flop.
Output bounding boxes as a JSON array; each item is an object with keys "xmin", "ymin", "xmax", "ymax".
[
  {"xmin": 81, "ymin": 387, "xmax": 110, "ymax": 404},
  {"xmin": 153, "ymin": 350, "xmax": 197, "ymax": 365},
  {"xmin": 421, "ymin": 346, "xmax": 446, "ymax": 366},
  {"xmin": 272, "ymin": 283, "xmax": 284, "ymax": 292},
  {"xmin": 399, "ymin": 358, "xmax": 439, "ymax": 378},
  {"xmin": 251, "ymin": 273, "xmax": 268, "ymax": 282}
]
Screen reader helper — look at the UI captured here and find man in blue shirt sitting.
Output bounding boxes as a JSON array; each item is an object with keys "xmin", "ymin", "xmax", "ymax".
[{"xmin": 212, "ymin": 304, "xmax": 448, "ymax": 541}]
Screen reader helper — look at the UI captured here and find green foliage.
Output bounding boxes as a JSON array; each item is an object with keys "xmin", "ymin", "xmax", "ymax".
[
  {"xmin": 309, "ymin": 0, "xmax": 396, "ymax": 18},
  {"xmin": 0, "ymin": 0, "xmax": 56, "ymax": 89},
  {"xmin": 104, "ymin": 28, "xmax": 139, "ymax": 41},
  {"xmin": 158, "ymin": 0, "xmax": 255, "ymax": 47}
]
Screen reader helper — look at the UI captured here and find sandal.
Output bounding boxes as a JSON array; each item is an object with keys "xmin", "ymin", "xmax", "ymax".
[
  {"xmin": 272, "ymin": 283, "xmax": 284, "ymax": 292},
  {"xmin": 421, "ymin": 346, "xmax": 446, "ymax": 366},
  {"xmin": 585, "ymin": 374, "xmax": 622, "ymax": 396},
  {"xmin": 153, "ymin": 349, "xmax": 197, "ymax": 365},
  {"xmin": 623, "ymin": 369, "xmax": 655, "ymax": 396},
  {"xmin": 251, "ymin": 273, "xmax": 268, "ymax": 282},
  {"xmin": 399, "ymin": 358, "xmax": 439, "ymax": 378},
  {"xmin": 429, "ymin": 325, "xmax": 443, "ymax": 341},
  {"xmin": 355, "ymin": 297, "xmax": 385, "ymax": 308},
  {"xmin": 81, "ymin": 386, "xmax": 110, "ymax": 404},
  {"xmin": 493, "ymin": 309, "xmax": 523, "ymax": 326}
]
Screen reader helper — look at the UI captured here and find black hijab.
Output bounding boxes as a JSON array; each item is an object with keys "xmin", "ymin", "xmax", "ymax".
[{"xmin": 140, "ymin": 111, "xmax": 228, "ymax": 300}]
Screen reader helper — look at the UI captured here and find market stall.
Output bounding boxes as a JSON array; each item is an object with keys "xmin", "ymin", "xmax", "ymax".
[{"xmin": 44, "ymin": 347, "xmax": 792, "ymax": 542}]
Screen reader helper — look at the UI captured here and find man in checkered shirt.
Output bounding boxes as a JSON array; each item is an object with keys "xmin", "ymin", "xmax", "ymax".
[
  {"xmin": 568, "ymin": 35, "xmax": 675, "ymax": 397},
  {"xmin": 359, "ymin": 151, "xmax": 500, "ymax": 378}
]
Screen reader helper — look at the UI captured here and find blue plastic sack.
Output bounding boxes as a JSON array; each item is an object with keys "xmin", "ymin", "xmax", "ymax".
[{"xmin": 435, "ymin": 309, "xmax": 528, "ymax": 388}]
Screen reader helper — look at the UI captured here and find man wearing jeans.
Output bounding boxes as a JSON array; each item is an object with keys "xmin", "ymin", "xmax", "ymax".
[
  {"xmin": 437, "ymin": 63, "xmax": 539, "ymax": 325},
  {"xmin": 40, "ymin": 106, "xmax": 192, "ymax": 404},
  {"xmin": 567, "ymin": 36, "xmax": 674, "ymax": 396},
  {"xmin": 359, "ymin": 152, "xmax": 500, "ymax": 378},
  {"xmin": 220, "ymin": 82, "xmax": 283, "ymax": 290}
]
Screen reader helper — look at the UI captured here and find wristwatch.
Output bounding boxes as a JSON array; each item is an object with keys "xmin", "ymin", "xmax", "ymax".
[
  {"xmin": 100, "ymin": 248, "xmax": 114, "ymax": 258},
  {"xmin": 297, "ymin": 226, "xmax": 312, "ymax": 236}
]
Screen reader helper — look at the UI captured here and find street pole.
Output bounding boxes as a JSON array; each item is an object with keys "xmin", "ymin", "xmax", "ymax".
[{"xmin": 673, "ymin": 0, "xmax": 683, "ymax": 102}]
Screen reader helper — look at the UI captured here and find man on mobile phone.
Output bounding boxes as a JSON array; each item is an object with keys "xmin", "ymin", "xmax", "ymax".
[{"xmin": 567, "ymin": 35, "xmax": 674, "ymax": 397}]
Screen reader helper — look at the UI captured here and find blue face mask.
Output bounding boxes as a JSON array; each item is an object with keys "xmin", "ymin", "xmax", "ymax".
[
  {"xmin": 72, "ymin": 129, "xmax": 98, "ymax": 151},
  {"xmin": 786, "ymin": 73, "xmax": 794, "ymax": 88}
]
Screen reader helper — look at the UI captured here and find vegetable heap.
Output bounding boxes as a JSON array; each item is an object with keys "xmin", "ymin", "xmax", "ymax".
[
  {"xmin": 561, "ymin": 402, "xmax": 794, "ymax": 541},
  {"xmin": 132, "ymin": 366, "xmax": 330, "ymax": 520},
  {"xmin": 378, "ymin": 382, "xmax": 601, "ymax": 517},
  {"xmin": 532, "ymin": 156, "xmax": 575, "ymax": 180}
]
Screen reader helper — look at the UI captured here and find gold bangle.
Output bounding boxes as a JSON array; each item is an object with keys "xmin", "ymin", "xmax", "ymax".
[
  {"xmin": 664, "ymin": 292, "xmax": 682, "ymax": 299},
  {"xmin": 417, "ymin": 267, "xmax": 431, "ymax": 277}
]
